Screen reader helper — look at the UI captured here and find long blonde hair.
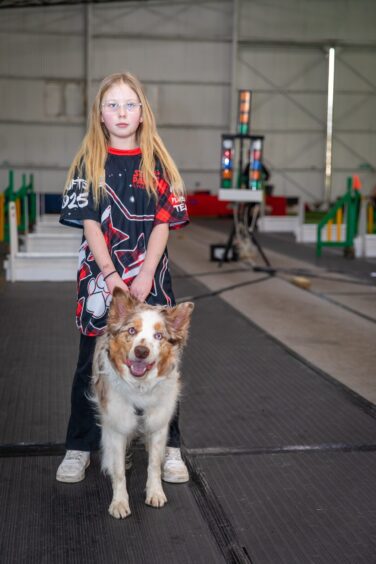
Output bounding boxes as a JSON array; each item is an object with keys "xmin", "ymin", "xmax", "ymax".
[{"xmin": 64, "ymin": 72, "xmax": 185, "ymax": 204}]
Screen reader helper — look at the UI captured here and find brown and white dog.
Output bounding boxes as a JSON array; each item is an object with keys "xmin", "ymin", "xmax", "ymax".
[{"xmin": 92, "ymin": 287, "xmax": 194, "ymax": 519}]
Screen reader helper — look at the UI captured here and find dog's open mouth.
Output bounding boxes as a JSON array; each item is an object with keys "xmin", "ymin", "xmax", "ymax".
[{"xmin": 125, "ymin": 359, "xmax": 155, "ymax": 378}]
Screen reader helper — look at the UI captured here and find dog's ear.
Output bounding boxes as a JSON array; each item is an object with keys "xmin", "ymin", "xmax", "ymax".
[
  {"xmin": 107, "ymin": 288, "xmax": 139, "ymax": 332},
  {"xmin": 164, "ymin": 302, "xmax": 194, "ymax": 346}
]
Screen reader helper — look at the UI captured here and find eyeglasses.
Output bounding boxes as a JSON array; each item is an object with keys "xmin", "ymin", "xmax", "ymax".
[{"xmin": 101, "ymin": 101, "xmax": 142, "ymax": 113}]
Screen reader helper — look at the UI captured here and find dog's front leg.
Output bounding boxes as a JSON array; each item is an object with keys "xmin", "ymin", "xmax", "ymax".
[
  {"xmin": 102, "ymin": 427, "xmax": 131, "ymax": 519},
  {"xmin": 145, "ymin": 427, "xmax": 168, "ymax": 508}
]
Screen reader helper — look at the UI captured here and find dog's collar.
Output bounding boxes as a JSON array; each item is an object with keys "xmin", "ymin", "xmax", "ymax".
[{"xmin": 134, "ymin": 406, "xmax": 144, "ymax": 417}]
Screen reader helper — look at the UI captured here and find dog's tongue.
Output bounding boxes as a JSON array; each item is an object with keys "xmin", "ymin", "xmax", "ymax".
[{"xmin": 129, "ymin": 361, "xmax": 148, "ymax": 377}]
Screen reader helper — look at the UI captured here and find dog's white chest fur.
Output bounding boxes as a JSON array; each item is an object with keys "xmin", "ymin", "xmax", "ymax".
[
  {"xmin": 97, "ymin": 343, "xmax": 180, "ymax": 437},
  {"xmin": 91, "ymin": 289, "xmax": 193, "ymax": 519}
]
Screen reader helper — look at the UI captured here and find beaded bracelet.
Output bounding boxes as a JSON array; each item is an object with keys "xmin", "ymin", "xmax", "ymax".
[{"xmin": 103, "ymin": 270, "xmax": 117, "ymax": 282}]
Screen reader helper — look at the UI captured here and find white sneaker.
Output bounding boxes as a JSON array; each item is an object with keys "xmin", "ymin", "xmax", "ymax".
[
  {"xmin": 56, "ymin": 450, "xmax": 90, "ymax": 483},
  {"xmin": 162, "ymin": 447, "xmax": 189, "ymax": 483}
]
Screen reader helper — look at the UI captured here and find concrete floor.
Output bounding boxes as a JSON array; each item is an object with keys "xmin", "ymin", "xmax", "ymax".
[{"xmin": 169, "ymin": 220, "xmax": 376, "ymax": 404}]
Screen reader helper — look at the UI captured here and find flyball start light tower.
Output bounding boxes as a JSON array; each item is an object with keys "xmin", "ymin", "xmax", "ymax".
[
  {"xmin": 216, "ymin": 89, "xmax": 271, "ymax": 268},
  {"xmin": 219, "ymin": 89, "xmax": 264, "ymax": 202}
]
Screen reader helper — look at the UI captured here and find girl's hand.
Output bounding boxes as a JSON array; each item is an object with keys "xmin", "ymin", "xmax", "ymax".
[
  {"xmin": 106, "ymin": 273, "xmax": 129, "ymax": 295},
  {"xmin": 129, "ymin": 270, "xmax": 154, "ymax": 302}
]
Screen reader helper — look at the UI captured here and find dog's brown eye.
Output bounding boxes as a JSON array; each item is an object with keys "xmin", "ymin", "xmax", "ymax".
[
  {"xmin": 128, "ymin": 327, "xmax": 137, "ymax": 335},
  {"xmin": 154, "ymin": 332, "xmax": 163, "ymax": 340}
]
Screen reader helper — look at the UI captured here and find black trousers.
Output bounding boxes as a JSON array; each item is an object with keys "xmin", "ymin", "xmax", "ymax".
[{"xmin": 66, "ymin": 334, "xmax": 181, "ymax": 451}]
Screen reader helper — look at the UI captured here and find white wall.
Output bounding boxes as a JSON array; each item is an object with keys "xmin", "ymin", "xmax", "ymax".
[
  {"xmin": 237, "ymin": 45, "xmax": 327, "ymax": 201},
  {"xmin": 237, "ymin": 0, "xmax": 376, "ymax": 201},
  {"xmin": 0, "ymin": 0, "xmax": 375, "ymax": 202},
  {"xmin": 332, "ymin": 48, "xmax": 376, "ymax": 197},
  {"xmin": 0, "ymin": 1, "xmax": 232, "ymax": 196}
]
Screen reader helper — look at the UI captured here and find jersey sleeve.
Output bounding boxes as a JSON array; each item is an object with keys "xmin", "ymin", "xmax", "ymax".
[
  {"xmin": 154, "ymin": 176, "xmax": 190, "ymax": 231},
  {"xmin": 59, "ymin": 169, "xmax": 100, "ymax": 229}
]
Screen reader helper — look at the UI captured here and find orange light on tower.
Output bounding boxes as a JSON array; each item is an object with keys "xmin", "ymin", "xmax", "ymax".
[{"xmin": 237, "ymin": 90, "xmax": 252, "ymax": 135}]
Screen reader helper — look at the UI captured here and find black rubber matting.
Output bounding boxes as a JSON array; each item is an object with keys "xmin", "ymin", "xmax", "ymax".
[
  {"xmin": 0, "ymin": 450, "xmax": 224, "ymax": 564},
  {"xmin": 0, "ymin": 282, "xmax": 78, "ymax": 444},
  {"xmin": 0, "ymin": 266, "xmax": 207, "ymax": 445},
  {"xmin": 1, "ymin": 261, "xmax": 376, "ymax": 562},
  {"xmin": 1, "ymin": 271, "xmax": 376, "ymax": 451},
  {"xmin": 180, "ymin": 283, "xmax": 376, "ymax": 450},
  {"xmin": 0, "ymin": 268, "xmax": 207, "ymax": 444},
  {"xmin": 198, "ymin": 450, "xmax": 376, "ymax": 564}
]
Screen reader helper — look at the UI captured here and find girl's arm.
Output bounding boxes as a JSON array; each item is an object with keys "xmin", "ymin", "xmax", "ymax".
[
  {"xmin": 83, "ymin": 219, "xmax": 129, "ymax": 294},
  {"xmin": 130, "ymin": 223, "xmax": 169, "ymax": 302}
]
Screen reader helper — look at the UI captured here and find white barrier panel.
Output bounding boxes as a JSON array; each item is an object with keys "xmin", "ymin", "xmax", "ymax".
[
  {"xmin": 259, "ymin": 216, "xmax": 300, "ymax": 233},
  {"xmin": 4, "ymin": 253, "xmax": 78, "ymax": 281},
  {"xmin": 354, "ymin": 235, "xmax": 376, "ymax": 258},
  {"xmin": 295, "ymin": 224, "xmax": 346, "ymax": 243},
  {"xmin": 39, "ymin": 214, "xmax": 61, "ymax": 224},
  {"xmin": 218, "ymin": 189, "xmax": 263, "ymax": 202},
  {"xmin": 22, "ymin": 233, "xmax": 81, "ymax": 253},
  {"xmin": 4, "ymin": 203, "xmax": 78, "ymax": 281},
  {"xmin": 34, "ymin": 223, "xmax": 72, "ymax": 234}
]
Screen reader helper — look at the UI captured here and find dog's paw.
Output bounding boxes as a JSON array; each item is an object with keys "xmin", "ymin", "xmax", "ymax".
[
  {"xmin": 109, "ymin": 499, "xmax": 131, "ymax": 519},
  {"xmin": 145, "ymin": 489, "xmax": 167, "ymax": 508}
]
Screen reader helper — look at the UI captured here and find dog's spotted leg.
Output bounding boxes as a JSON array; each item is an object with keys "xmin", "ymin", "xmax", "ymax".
[
  {"xmin": 102, "ymin": 427, "xmax": 131, "ymax": 519},
  {"xmin": 145, "ymin": 427, "xmax": 168, "ymax": 508}
]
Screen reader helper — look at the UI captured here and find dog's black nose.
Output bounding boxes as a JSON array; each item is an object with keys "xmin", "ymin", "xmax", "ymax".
[{"xmin": 134, "ymin": 345, "xmax": 150, "ymax": 359}]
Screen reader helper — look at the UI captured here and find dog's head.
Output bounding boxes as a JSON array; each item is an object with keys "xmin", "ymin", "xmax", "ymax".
[{"xmin": 106, "ymin": 288, "xmax": 194, "ymax": 381}]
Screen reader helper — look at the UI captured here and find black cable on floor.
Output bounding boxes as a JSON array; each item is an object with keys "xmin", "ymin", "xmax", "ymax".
[
  {"xmin": 282, "ymin": 271, "xmax": 375, "ymax": 287},
  {"xmin": 175, "ymin": 263, "xmax": 376, "ymax": 287},
  {"xmin": 176, "ymin": 274, "xmax": 272, "ymax": 303},
  {"xmin": 176, "ymin": 265, "xmax": 376, "ymax": 324}
]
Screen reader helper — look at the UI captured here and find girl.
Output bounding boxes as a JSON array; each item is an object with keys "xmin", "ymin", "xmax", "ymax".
[{"xmin": 57, "ymin": 72, "xmax": 190, "ymax": 484}]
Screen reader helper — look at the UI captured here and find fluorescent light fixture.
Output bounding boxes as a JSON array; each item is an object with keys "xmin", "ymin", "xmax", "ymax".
[{"xmin": 325, "ymin": 47, "xmax": 335, "ymax": 204}]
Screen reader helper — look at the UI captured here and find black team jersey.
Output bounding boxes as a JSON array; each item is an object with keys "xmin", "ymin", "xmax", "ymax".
[{"xmin": 60, "ymin": 147, "xmax": 189, "ymax": 336}]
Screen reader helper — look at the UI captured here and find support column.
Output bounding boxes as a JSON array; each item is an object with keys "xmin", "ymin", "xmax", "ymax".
[
  {"xmin": 229, "ymin": 0, "xmax": 239, "ymax": 131},
  {"xmin": 84, "ymin": 4, "xmax": 93, "ymax": 127}
]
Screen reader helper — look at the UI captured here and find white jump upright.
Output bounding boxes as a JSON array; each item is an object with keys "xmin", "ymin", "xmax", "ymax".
[
  {"xmin": 259, "ymin": 215, "xmax": 300, "ymax": 233},
  {"xmin": 8, "ymin": 200, "xmax": 18, "ymax": 282},
  {"xmin": 4, "ymin": 202, "xmax": 79, "ymax": 281},
  {"xmin": 354, "ymin": 196, "xmax": 376, "ymax": 258}
]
